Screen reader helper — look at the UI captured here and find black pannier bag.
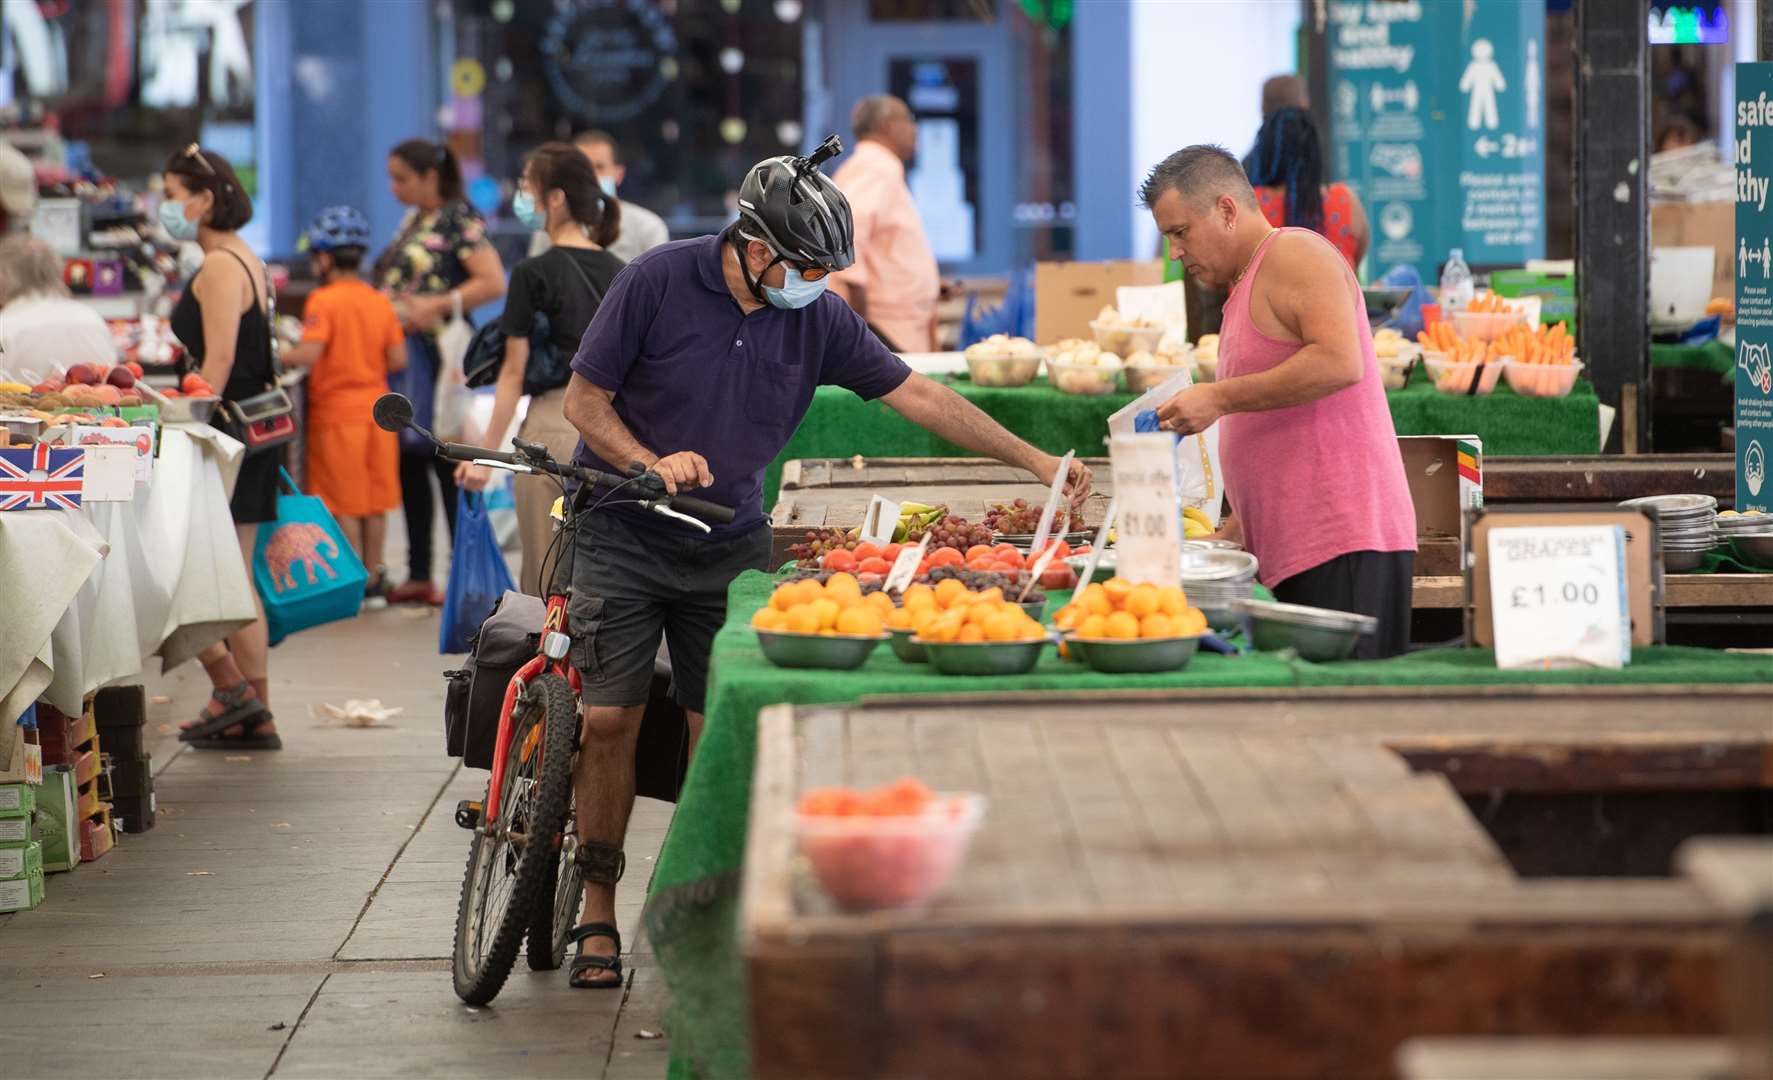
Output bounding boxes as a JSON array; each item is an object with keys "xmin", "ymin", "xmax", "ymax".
[
  {"xmin": 444, "ymin": 591, "xmax": 544, "ymax": 769},
  {"xmin": 442, "ymin": 593, "xmax": 691, "ymax": 802}
]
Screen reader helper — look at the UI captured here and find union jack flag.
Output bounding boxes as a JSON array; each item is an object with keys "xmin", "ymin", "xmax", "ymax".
[{"xmin": 0, "ymin": 444, "xmax": 84, "ymax": 511}]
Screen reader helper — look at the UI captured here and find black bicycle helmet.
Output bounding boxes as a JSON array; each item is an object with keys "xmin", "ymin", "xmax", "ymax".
[{"xmin": 733, "ymin": 134, "xmax": 855, "ymax": 292}]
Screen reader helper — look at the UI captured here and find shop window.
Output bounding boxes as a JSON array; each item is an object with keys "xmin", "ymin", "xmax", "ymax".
[{"xmin": 436, "ymin": 0, "xmax": 805, "ymax": 252}]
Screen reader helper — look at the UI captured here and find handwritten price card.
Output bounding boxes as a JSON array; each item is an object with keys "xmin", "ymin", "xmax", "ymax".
[
  {"xmin": 1109, "ymin": 433, "xmax": 1181, "ymax": 586},
  {"xmin": 1486, "ymin": 525, "xmax": 1630, "ymax": 670}
]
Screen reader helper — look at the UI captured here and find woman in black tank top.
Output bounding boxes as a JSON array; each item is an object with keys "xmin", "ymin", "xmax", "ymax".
[{"xmin": 162, "ymin": 144, "xmax": 283, "ymax": 752}]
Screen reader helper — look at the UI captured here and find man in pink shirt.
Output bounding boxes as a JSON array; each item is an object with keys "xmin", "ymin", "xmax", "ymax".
[
  {"xmin": 828, "ymin": 95, "xmax": 941, "ymax": 352},
  {"xmin": 1142, "ymin": 145, "xmax": 1417, "ymax": 658}
]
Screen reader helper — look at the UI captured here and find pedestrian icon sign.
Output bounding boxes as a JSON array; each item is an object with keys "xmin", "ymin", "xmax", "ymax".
[{"xmin": 1460, "ymin": 40, "xmax": 1506, "ymax": 130}]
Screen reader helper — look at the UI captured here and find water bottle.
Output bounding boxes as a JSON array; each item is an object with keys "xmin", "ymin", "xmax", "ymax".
[{"xmin": 1440, "ymin": 248, "xmax": 1474, "ymax": 311}]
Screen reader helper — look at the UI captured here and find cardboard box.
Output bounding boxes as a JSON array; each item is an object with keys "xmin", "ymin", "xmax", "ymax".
[
  {"xmin": 0, "ymin": 841, "xmax": 42, "ymax": 880},
  {"xmin": 0, "ymin": 733, "xmax": 42, "ymax": 786},
  {"xmin": 34, "ymin": 767, "xmax": 79, "ymax": 872},
  {"xmin": 0, "ymin": 782, "xmax": 36, "ymax": 817},
  {"xmin": 56, "ymin": 424, "xmax": 154, "ymax": 486},
  {"xmin": 80, "ymin": 812, "xmax": 114, "ymax": 862},
  {"xmin": 0, "ymin": 867, "xmax": 44, "ymax": 912},
  {"xmin": 1400, "ymin": 436, "xmax": 1484, "ymax": 549},
  {"xmin": 1650, "ymin": 200, "xmax": 1733, "ymax": 302},
  {"xmin": 0, "ymin": 817, "xmax": 27, "ymax": 844},
  {"xmin": 1034, "ymin": 260, "xmax": 1165, "ymax": 344}
]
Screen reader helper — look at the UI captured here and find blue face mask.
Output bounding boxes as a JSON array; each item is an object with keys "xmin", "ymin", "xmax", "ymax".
[
  {"xmin": 158, "ymin": 198, "xmax": 198, "ymax": 242},
  {"xmin": 512, "ymin": 190, "xmax": 544, "ymax": 230},
  {"xmin": 764, "ymin": 266, "xmax": 828, "ymax": 310},
  {"xmin": 598, "ymin": 175, "xmax": 618, "ymax": 199}
]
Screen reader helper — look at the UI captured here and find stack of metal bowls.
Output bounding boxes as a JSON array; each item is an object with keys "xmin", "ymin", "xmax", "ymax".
[
  {"xmin": 1716, "ymin": 509, "xmax": 1773, "ymax": 569},
  {"xmin": 1180, "ymin": 549, "xmax": 1260, "ymax": 633},
  {"xmin": 1619, "ymin": 494, "xmax": 1718, "ymax": 572}
]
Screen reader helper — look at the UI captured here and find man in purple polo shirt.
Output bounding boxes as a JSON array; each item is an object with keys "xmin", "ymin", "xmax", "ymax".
[{"xmin": 552, "ymin": 136, "xmax": 1090, "ymax": 989}]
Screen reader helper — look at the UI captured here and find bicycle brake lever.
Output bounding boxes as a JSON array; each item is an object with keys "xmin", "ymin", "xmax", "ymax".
[
  {"xmin": 512, "ymin": 437, "xmax": 549, "ymax": 461},
  {"xmin": 648, "ymin": 502, "xmax": 712, "ymax": 534}
]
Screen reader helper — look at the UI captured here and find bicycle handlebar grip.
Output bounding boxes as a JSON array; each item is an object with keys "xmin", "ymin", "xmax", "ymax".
[
  {"xmin": 439, "ymin": 441, "xmax": 517, "ymax": 466},
  {"xmin": 668, "ymin": 493, "xmax": 736, "ymax": 525}
]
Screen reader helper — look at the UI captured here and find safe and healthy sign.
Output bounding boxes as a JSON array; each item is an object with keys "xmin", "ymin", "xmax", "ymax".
[
  {"xmin": 1329, "ymin": 0, "xmax": 1545, "ymax": 277},
  {"xmin": 1736, "ymin": 63, "xmax": 1773, "ymax": 513}
]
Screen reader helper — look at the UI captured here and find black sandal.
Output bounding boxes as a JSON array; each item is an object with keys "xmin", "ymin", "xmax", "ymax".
[
  {"xmin": 180, "ymin": 682, "xmax": 273, "ymax": 743},
  {"xmin": 566, "ymin": 923, "xmax": 623, "ymax": 989},
  {"xmin": 185, "ymin": 713, "xmax": 283, "ymax": 751}
]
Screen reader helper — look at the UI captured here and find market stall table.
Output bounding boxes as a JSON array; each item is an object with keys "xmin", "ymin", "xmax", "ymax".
[
  {"xmin": 0, "ymin": 423, "xmax": 255, "ymax": 761},
  {"xmin": 742, "ymin": 690, "xmax": 1770, "ymax": 1079},
  {"xmin": 643, "ymin": 570, "xmax": 1773, "ymax": 1080},
  {"xmin": 764, "ymin": 369, "xmax": 1603, "ymax": 508}
]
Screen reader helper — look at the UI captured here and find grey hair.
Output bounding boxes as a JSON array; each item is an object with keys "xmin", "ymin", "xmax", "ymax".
[
  {"xmin": 1139, "ymin": 144, "xmax": 1257, "ymax": 210},
  {"xmin": 852, "ymin": 95, "xmax": 910, "ymax": 140},
  {"xmin": 0, "ymin": 235, "xmax": 67, "ymax": 305}
]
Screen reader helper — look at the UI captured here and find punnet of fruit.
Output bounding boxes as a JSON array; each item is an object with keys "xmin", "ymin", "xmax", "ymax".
[
  {"xmin": 894, "ymin": 579, "xmax": 1048, "ymax": 644},
  {"xmin": 795, "ymin": 777, "xmax": 986, "ymax": 911},
  {"xmin": 753, "ymin": 573, "xmax": 894, "ymax": 637},
  {"xmin": 1052, "ymin": 578, "xmax": 1209, "ymax": 641}
]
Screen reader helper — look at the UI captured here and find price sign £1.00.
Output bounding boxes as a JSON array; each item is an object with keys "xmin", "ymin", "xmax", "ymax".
[
  {"xmin": 1485, "ymin": 525, "xmax": 1631, "ymax": 670},
  {"xmin": 1108, "ymin": 434, "xmax": 1182, "ymax": 586}
]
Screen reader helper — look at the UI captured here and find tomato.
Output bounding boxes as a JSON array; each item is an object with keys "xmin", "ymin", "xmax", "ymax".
[
  {"xmin": 992, "ymin": 558, "xmax": 1021, "ymax": 573},
  {"xmin": 966, "ymin": 557, "xmax": 996, "ymax": 572},
  {"xmin": 853, "ymin": 542, "xmax": 882, "ymax": 562},
  {"xmin": 881, "ymin": 543, "xmax": 903, "ymax": 564},
  {"xmin": 858, "ymin": 556, "xmax": 893, "ymax": 575},
  {"xmin": 930, "ymin": 547, "xmax": 963, "ymax": 567},
  {"xmin": 992, "ymin": 543, "xmax": 1021, "ymax": 560},
  {"xmin": 915, "ymin": 559, "xmax": 932, "ymax": 577},
  {"xmin": 1054, "ymin": 540, "xmax": 1072, "ymax": 560},
  {"xmin": 1040, "ymin": 564, "xmax": 1078, "ymax": 591},
  {"xmin": 965, "ymin": 544, "xmax": 994, "ymax": 562},
  {"xmin": 822, "ymin": 549, "xmax": 859, "ymax": 572}
]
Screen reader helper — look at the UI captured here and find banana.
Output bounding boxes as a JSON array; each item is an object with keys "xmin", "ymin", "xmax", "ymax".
[
  {"xmin": 1184, "ymin": 519, "xmax": 1213, "ymax": 539},
  {"xmin": 1182, "ymin": 507, "xmax": 1213, "ymax": 529},
  {"xmin": 898, "ymin": 502, "xmax": 937, "ymax": 515}
]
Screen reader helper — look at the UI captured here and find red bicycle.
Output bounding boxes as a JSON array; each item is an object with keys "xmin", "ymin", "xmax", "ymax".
[{"xmin": 371, "ymin": 393, "xmax": 733, "ymax": 1005}]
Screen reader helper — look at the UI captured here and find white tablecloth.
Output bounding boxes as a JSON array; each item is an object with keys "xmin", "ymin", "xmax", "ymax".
[{"xmin": 0, "ymin": 424, "xmax": 255, "ymax": 763}]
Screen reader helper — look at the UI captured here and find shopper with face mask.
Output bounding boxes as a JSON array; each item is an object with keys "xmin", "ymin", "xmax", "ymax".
[
  {"xmin": 162, "ymin": 144, "xmax": 282, "ymax": 750},
  {"xmin": 552, "ymin": 136, "xmax": 1091, "ymax": 990},
  {"xmin": 454, "ymin": 143, "xmax": 625, "ymax": 591}
]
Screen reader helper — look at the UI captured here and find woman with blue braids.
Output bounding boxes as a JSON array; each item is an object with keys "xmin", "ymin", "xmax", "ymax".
[{"xmin": 1245, "ymin": 106, "xmax": 1369, "ymax": 271}]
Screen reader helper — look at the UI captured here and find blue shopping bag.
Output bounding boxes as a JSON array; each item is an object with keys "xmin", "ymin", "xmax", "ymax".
[
  {"xmin": 440, "ymin": 488, "xmax": 516, "ymax": 654},
  {"xmin": 253, "ymin": 468, "xmax": 368, "ymax": 645}
]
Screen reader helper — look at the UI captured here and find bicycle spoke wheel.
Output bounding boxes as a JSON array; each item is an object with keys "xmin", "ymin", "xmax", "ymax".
[
  {"xmin": 451, "ymin": 673, "xmax": 579, "ymax": 1004},
  {"xmin": 527, "ymin": 793, "xmax": 584, "ymax": 971}
]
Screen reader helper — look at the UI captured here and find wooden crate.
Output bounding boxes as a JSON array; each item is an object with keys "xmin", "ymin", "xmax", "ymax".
[
  {"xmin": 79, "ymin": 803, "xmax": 114, "ymax": 862},
  {"xmin": 742, "ymin": 685, "xmax": 1773, "ymax": 1080}
]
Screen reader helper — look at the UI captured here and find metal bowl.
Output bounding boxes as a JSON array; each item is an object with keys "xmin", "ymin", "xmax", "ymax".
[
  {"xmin": 1729, "ymin": 533, "xmax": 1773, "ymax": 569},
  {"xmin": 1065, "ymin": 634, "xmax": 1201, "ymax": 674},
  {"xmin": 887, "ymin": 627, "xmax": 928, "ymax": 663},
  {"xmin": 1180, "ymin": 548, "xmax": 1260, "ymax": 582},
  {"xmin": 755, "ymin": 629, "xmax": 887, "ymax": 670},
  {"xmin": 996, "ymin": 531, "xmax": 1095, "ymax": 551},
  {"xmin": 1017, "ymin": 597, "xmax": 1047, "ymax": 621},
  {"xmin": 1661, "ymin": 547, "xmax": 1712, "ymax": 572},
  {"xmin": 1065, "ymin": 552, "xmax": 1115, "ymax": 583},
  {"xmin": 1237, "ymin": 599, "xmax": 1376, "ymax": 662},
  {"xmin": 915, "ymin": 637, "xmax": 1046, "ymax": 676}
]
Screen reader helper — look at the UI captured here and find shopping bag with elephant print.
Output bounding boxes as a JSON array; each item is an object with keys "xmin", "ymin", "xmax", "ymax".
[{"xmin": 252, "ymin": 468, "xmax": 367, "ymax": 645}]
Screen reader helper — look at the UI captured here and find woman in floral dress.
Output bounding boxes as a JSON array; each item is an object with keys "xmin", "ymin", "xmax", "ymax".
[{"xmin": 374, "ymin": 139, "xmax": 506, "ymax": 605}]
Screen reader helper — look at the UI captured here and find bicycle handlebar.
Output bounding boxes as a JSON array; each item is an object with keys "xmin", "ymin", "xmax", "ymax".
[{"xmin": 373, "ymin": 393, "xmax": 736, "ymax": 526}]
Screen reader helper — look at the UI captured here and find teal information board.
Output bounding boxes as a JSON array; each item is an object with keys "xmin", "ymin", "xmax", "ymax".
[
  {"xmin": 1735, "ymin": 63, "xmax": 1773, "ymax": 513},
  {"xmin": 1328, "ymin": 0, "xmax": 1545, "ymax": 278}
]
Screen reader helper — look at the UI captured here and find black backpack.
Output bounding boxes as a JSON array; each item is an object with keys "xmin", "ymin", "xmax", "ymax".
[{"xmin": 461, "ymin": 252, "xmax": 603, "ymax": 396}]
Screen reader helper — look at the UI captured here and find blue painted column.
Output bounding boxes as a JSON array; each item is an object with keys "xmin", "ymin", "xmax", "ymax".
[{"xmin": 1071, "ymin": 2, "xmax": 1134, "ymax": 260}]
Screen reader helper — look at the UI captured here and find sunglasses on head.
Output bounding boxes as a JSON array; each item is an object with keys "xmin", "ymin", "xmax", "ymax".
[{"xmin": 182, "ymin": 143, "xmax": 216, "ymax": 175}]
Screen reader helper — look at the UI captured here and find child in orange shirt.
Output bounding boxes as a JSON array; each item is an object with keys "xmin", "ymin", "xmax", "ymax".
[{"xmin": 283, "ymin": 206, "xmax": 406, "ymax": 605}]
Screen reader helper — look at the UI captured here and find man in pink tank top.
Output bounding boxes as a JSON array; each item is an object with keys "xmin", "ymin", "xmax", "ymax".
[{"xmin": 1139, "ymin": 145, "xmax": 1417, "ymax": 658}]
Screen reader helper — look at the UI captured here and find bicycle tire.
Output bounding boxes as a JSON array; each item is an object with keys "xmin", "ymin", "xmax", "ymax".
[
  {"xmin": 526, "ymin": 792, "xmax": 584, "ymax": 971},
  {"xmin": 451, "ymin": 673, "xmax": 578, "ymax": 1005}
]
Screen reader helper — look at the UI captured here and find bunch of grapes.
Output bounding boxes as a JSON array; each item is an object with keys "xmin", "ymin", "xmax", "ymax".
[
  {"xmin": 919, "ymin": 515, "xmax": 994, "ymax": 553},
  {"xmin": 787, "ymin": 528, "xmax": 859, "ymax": 563},
  {"xmin": 779, "ymin": 568, "xmax": 887, "ymax": 595},
  {"xmin": 983, "ymin": 498, "xmax": 1086, "ymax": 536},
  {"xmin": 924, "ymin": 566, "xmax": 1045, "ymax": 603}
]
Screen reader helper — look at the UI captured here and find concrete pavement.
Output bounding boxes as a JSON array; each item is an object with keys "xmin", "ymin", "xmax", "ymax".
[{"xmin": 0, "ymin": 603, "xmax": 672, "ymax": 1080}]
